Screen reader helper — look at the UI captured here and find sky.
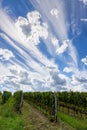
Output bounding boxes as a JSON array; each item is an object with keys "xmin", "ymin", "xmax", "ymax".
[{"xmin": 0, "ymin": 0, "xmax": 87, "ymax": 92}]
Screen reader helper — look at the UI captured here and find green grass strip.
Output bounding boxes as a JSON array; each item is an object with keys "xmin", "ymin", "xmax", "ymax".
[{"xmin": 58, "ymin": 112, "xmax": 87, "ymax": 130}]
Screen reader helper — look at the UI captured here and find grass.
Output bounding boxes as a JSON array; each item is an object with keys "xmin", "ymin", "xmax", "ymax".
[
  {"xmin": 0, "ymin": 117, "xmax": 24, "ymax": 130},
  {"xmin": 58, "ymin": 111, "xmax": 87, "ymax": 130},
  {"xmin": 0, "ymin": 95, "xmax": 24, "ymax": 130},
  {"xmin": 0, "ymin": 94, "xmax": 86, "ymax": 130}
]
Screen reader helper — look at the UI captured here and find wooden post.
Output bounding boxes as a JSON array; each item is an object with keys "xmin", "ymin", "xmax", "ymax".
[
  {"xmin": 2, "ymin": 91, "xmax": 4, "ymax": 104},
  {"xmin": 19, "ymin": 91, "xmax": 23, "ymax": 113},
  {"xmin": 54, "ymin": 92, "xmax": 58, "ymax": 122}
]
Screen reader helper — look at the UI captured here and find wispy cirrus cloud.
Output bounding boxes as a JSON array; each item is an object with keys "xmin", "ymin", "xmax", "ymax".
[
  {"xmin": 30, "ymin": 0, "xmax": 68, "ymax": 40},
  {"xmin": 29, "ymin": 0, "xmax": 78, "ymax": 67},
  {"xmin": 0, "ymin": 0, "xmax": 3, "ymax": 6},
  {"xmin": 79, "ymin": 0, "xmax": 87, "ymax": 5},
  {"xmin": 80, "ymin": 18, "xmax": 87, "ymax": 22},
  {"xmin": 56, "ymin": 40, "xmax": 68, "ymax": 55},
  {"xmin": 81, "ymin": 56, "xmax": 87, "ymax": 65},
  {"xmin": 50, "ymin": 8, "xmax": 59, "ymax": 18},
  {"xmin": 0, "ymin": 8, "xmax": 60, "ymax": 91},
  {"xmin": 0, "ymin": 0, "xmax": 85, "ymax": 92},
  {"xmin": 63, "ymin": 67, "xmax": 73, "ymax": 73},
  {"xmin": 0, "ymin": 48, "xmax": 14, "ymax": 61},
  {"xmin": 0, "ymin": 10, "xmax": 57, "ymax": 72},
  {"xmin": 0, "ymin": 9, "xmax": 23, "ymax": 44}
]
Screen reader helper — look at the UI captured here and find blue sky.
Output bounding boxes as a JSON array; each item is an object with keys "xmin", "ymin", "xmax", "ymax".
[{"xmin": 0, "ymin": 0, "xmax": 87, "ymax": 92}]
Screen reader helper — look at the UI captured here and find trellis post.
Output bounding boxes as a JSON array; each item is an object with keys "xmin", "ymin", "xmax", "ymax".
[{"xmin": 54, "ymin": 91, "xmax": 58, "ymax": 122}]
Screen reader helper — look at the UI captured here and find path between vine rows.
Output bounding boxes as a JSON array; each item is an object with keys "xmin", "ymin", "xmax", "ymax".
[{"xmin": 22, "ymin": 101, "xmax": 76, "ymax": 130}]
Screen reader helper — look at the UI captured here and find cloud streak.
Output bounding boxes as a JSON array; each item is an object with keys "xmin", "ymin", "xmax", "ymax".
[
  {"xmin": 29, "ymin": 0, "xmax": 78, "ymax": 67},
  {"xmin": 81, "ymin": 56, "xmax": 87, "ymax": 65},
  {"xmin": 0, "ymin": 0, "xmax": 85, "ymax": 92},
  {"xmin": 80, "ymin": 0, "xmax": 87, "ymax": 5}
]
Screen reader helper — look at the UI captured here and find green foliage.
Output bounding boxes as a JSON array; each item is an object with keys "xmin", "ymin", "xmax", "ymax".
[
  {"xmin": 58, "ymin": 91, "xmax": 87, "ymax": 115},
  {"xmin": 13, "ymin": 91, "xmax": 23, "ymax": 113},
  {"xmin": 0, "ymin": 90, "xmax": 87, "ymax": 130},
  {"xmin": 2, "ymin": 91, "xmax": 12, "ymax": 104},
  {"xmin": 0, "ymin": 92, "xmax": 2, "ymax": 96},
  {"xmin": 24, "ymin": 91, "xmax": 87, "ymax": 123},
  {"xmin": 24, "ymin": 92, "xmax": 55, "ymax": 120}
]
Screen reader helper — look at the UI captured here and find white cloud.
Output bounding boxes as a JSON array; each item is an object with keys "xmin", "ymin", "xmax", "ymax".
[
  {"xmin": 0, "ymin": 9, "xmax": 48, "ymax": 47},
  {"xmin": 50, "ymin": 8, "xmax": 59, "ymax": 18},
  {"xmin": 0, "ymin": 9, "xmax": 23, "ymax": 44},
  {"xmin": 0, "ymin": 48, "xmax": 14, "ymax": 61},
  {"xmin": 63, "ymin": 67, "xmax": 73, "ymax": 73},
  {"xmin": 0, "ymin": 1, "xmax": 81, "ymax": 92},
  {"xmin": 71, "ymin": 18, "xmax": 81, "ymax": 36},
  {"xmin": 76, "ymin": 76, "xmax": 87, "ymax": 83},
  {"xmin": 63, "ymin": 66, "xmax": 78, "ymax": 74},
  {"xmin": 27, "ymin": 11, "xmax": 41, "ymax": 24},
  {"xmin": 30, "ymin": 0, "xmax": 68, "ymax": 40},
  {"xmin": 15, "ymin": 11, "xmax": 48, "ymax": 45},
  {"xmin": 68, "ymin": 40, "xmax": 78, "ymax": 67},
  {"xmin": 80, "ymin": 18, "xmax": 87, "ymax": 22},
  {"xmin": 0, "ymin": 52, "xmax": 58, "ymax": 92},
  {"xmin": 48, "ymin": 36, "xmax": 60, "ymax": 55},
  {"xmin": 70, "ymin": 70, "xmax": 87, "ymax": 91},
  {"xmin": 81, "ymin": 56, "xmax": 87, "ymax": 65},
  {"xmin": 0, "ymin": 32, "xmax": 58, "ymax": 76},
  {"xmin": 51, "ymin": 37, "xmax": 59, "ymax": 47},
  {"xmin": 0, "ymin": 63, "xmax": 10, "ymax": 79},
  {"xmin": 49, "ymin": 37, "xmax": 69, "ymax": 56},
  {"xmin": 71, "ymin": 70, "xmax": 87, "ymax": 84},
  {"xmin": 80, "ymin": 0, "xmax": 87, "ymax": 5},
  {"xmin": 29, "ymin": 0, "xmax": 78, "ymax": 68},
  {"xmin": 0, "ymin": 63, "xmax": 32, "ymax": 92},
  {"xmin": 56, "ymin": 39, "xmax": 68, "ymax": 55},
  {"xmin": 49, "ymin": 70, "xmax": 67, "ymax": 91}
]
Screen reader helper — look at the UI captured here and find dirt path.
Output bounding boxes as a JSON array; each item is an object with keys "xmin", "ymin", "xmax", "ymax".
[{"xmin": 22, "ymin": 101, "xmax": 75, "ymax": 130}]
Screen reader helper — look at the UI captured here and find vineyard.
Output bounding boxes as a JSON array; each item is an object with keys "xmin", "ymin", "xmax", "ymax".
[
  {"xmin": 58, "ymin": 91, "xmax": 87, "ymax": 117},
  {"xmin": 0, "ymin": 91, "xmax": 87, "ymax": 130},
  {"xmin": 23, "ymin": 91, "xmax": 87, "ymax": 119}
]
